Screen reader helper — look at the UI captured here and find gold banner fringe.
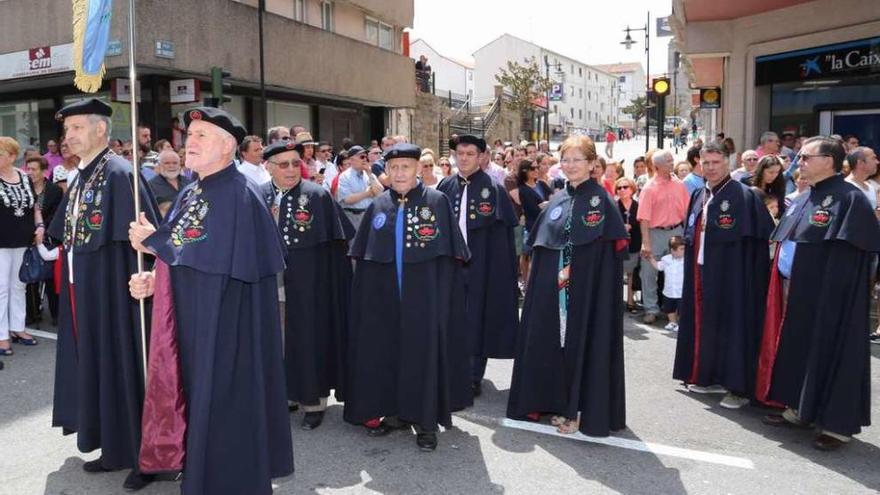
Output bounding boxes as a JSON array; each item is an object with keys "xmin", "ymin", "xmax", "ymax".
[{"xmin": 72, "ymin": 0, "xmax": 107, "ymax": 94}]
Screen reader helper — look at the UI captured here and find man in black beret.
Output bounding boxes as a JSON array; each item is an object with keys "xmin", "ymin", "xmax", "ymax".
[
  {"xmin": 344, "ymin": 143, "xmax": 472, "ymax": 451},
  {"xmin": 437, "ymin": 134, "xmax": 520, "ymax": 398},
  {"xmin": 128, "ymin": 107, "xmax": 294, "ymax": 493},
  {"xmin": 48, "ymin": 97, "xmax": 160, "ymax": 491},
  {"xmin": 258, "ymin": 139, "xmax": 354, "ymax": 430}
]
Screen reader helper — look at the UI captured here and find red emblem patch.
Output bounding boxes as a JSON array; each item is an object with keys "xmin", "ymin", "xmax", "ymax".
[
  {"xmin": 189, "ymin": 110, "xmax": 202, "ymax": 120},
  {"xmin": 86, "ymin": 210, "xmax": 103, "ymax": 230},
  {"xmin": 184, "ymin": 227, "xmax": 203, "ymax": 239},
  {"xmin": 294, "ymin": 210, "xmax": 311, "ymax": 223},
  {"xmin": 810, "ymin": 209, "xmax": 831, "ymax": 227},
  {"xmin": 477, "ymin": 202, "xmax": 494, "ymax": 215},
  {"xmin": 716, "ymin": 213, "xmax": 736, "ymax": 229},
  {"xmin": 415, "ymin": 223, "xmax": 438, "ymax": 241},
  {"xmin": 582, "ymin": 210, "xmax": 604, "ymax": 227}
]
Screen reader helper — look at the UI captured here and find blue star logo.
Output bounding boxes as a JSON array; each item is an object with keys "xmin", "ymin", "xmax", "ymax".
[{"xmin": 800, "ymin": 56, "xmax": 821, "ymax": 77}]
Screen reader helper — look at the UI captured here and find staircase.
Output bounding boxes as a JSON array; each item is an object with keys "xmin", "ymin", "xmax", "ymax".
[{"xmin": 440, "ymin": 95, "xmax": 503, "ymax": 157}]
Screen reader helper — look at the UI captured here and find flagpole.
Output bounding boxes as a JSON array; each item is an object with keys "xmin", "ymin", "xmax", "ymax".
[{"xmin": 126, "ymin": 0, "xmax": 148, "ymax": 388}]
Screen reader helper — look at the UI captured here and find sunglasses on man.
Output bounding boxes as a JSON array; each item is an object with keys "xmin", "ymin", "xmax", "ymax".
[{"xmin": 271, "ymin": 159, "xmax": 304, "ymax": 169}]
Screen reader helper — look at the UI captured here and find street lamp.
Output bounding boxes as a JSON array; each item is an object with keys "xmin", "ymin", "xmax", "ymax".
[
  {"xmin": 543, "ymin": 55, "xmax": 563, "ymax": 145},
  {"xmin": 621, "ymin": 12, "xmax": 651, "ymax": 152}
]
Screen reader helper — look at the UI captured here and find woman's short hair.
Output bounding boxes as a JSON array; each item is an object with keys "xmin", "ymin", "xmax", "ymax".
[
  {"xmin": 559, "ymin": 135, "xmax": 597, "ymax": 161},
  {"xmin": 26, "ymin": 155, "xmax": 48, "ymax": 170},
  {"xmin": 0, "ymin": 136, "xmax": 20, "ymax": 157},
  {"xmin": 615, "ymin": 176, "xmax": 636, "ymax": 191}
]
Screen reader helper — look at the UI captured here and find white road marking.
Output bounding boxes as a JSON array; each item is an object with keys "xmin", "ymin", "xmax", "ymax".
[
  {"xmin": 25, "ymin": 329, "xmax": 57, "ymax": 341},
  {"xmin": 498, "ymin": 418, "xmax": 755, "ymax": 469}
]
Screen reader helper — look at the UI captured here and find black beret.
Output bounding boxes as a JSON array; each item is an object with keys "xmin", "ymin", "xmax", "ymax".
[
  {"xmin": 262, "ymin": 140, "xmax": 304, "ymax": 161},
  {"xmin": 55, "ymin": 98, "xmax": 112, "ymax": 121},
  {"xmin": 347, "ymin": 145, "xmax": 367, "ymax": 157},
  {"xmin": 183, "ymin": 106, "xmax": 247, "ymax": 144},
  {"xmin": 450, "ymin": 134, "xmax": 486, "ymax": 152},
  {"xmin": 383, "ymin": 143, "xmax": 422, "ymax": 161}
]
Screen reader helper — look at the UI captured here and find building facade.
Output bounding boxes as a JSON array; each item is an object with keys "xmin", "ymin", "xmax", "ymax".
[
  {"xmin": 473, "ymin": 34, "xmax": 619, "ymax": 141},
  {"xmin": 0, "ymin": 0, "xmax": 415, "ymax": 150},
  {"xmin": 672, "ymin": 0, "xmax": 880, "ymax": 150},
  {"xmin": 594, "ymin": 62, "xmax": 646, "ymax": 131}
]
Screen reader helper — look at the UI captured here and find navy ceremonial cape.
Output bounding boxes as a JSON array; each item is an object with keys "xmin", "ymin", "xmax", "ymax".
[
  {"xmin": 258, "ymin": 179, "xmax": 354, "ymax": 404},
  {"xmin": 758, "ymin": 174, "xmax": 880, "ymax": 436},
  {"xmin": 673, "ymin": 177, "xmax": 774, "ymax": 396},
  {"xmin": 507, "ymin": 179, "xmax": 628, "ymax": 437},
  {"xmin": 343, "ymin": 184, "xmax": 472, "ymax": 430},
  {"xmin": 142, "ymin": 164, "xmax": 293, "ymax": 494},
  {"xmin": 48, "ymin": 148, "xmax": 158, "ymax": 469},
  {"xmin": 437, "ymin": 169, "xmax": 519, "ymax": 358}
]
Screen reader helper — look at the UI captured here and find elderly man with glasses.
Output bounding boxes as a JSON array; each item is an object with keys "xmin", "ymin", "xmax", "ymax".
[{"xmin": 757, "ymin": 136, "xmax": 880, "ymax": 451}]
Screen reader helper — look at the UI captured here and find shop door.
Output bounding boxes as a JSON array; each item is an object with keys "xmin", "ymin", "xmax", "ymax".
[{"xmin": 819, "ymin": 109, "xmax": 880, "ymax": 150}]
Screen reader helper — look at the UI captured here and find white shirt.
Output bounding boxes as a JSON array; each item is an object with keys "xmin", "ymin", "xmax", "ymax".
[
  {"xmin": 656, "ymin": 254, "xmax": 684, "ymax": 299},
  {"xmin": 237, "ymin": 160, "xmax": 271, "ymax": 185},
  {"xmin": 846, "ymin": 176, "xmax": 878, "ymax": 210}
]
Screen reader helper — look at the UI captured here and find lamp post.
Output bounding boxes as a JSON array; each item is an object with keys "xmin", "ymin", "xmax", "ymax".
[
  {"xmin": 543, "ymin": 55, "xmax": 563, "ymax": 144},
  {"xmin": 621, "ymin": 11, "xmax": 650, "ymax": 152}
]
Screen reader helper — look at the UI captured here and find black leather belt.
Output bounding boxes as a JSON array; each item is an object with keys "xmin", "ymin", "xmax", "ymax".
[{"xmin": 654, "ymin": 223, "xmax": 683, "ymax": 231}]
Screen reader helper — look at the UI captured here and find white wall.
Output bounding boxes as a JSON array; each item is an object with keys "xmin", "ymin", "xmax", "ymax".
[
  {"xmin": 473, "ymin": 35, "xmax": 541, "ymax": 104},
  {"xmin": 409, "ymin": 39, "xmax": 471, "ymax": 97}
]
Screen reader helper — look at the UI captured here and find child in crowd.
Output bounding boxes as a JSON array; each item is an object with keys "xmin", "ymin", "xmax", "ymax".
[
  {"xmin": 649, "ymin": 236, "xmax": 685, "ymax": 332},
  {"xmin": 752, "ymin": 187, "xmax": 779, "ymax": 259}
]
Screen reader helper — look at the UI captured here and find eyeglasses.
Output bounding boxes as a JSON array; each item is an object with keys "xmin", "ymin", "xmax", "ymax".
[
  {"xmin": 528, "ymin": 166, "xmax": 539, "ymax": 171},
  {"xmin": 271, "ymin": 159, "xmax": 304, "ymax": 169},
  {"xmin": 122, "ymin": 150, "xmax": 133, "ymax": 156},
  {"xmin": 280, "ymin": 136, "xmax": 291, "ymax": 141},
  {"xmin": 798, "ymin": 153, "xmax": 831, "ymax": 162},
  {"xmin": 319, "ymin": 148, "xmax": 332, "ymax": 153},
  {"xmin": 616, "ymin": 185, "xmax": 631, "ymax": 191}
]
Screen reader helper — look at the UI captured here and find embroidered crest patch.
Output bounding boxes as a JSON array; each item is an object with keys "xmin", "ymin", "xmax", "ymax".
[
  {"xmin": 373, "ymin": 212, "xmax": 387, "ymax": 230},
  {"xmin": 810, "ymin": 208, "xmax": 831, "ymax": 227},
  {"xmin": 715, "ymin": 213, "xmax": 736, "ymax": 229},
  {"xmin": 583, "ymin": 210, "xmax": 604, "ymax": 227},
  {"xmin": 550, "ymin": 206, "xmax": 563, "ymax": 221}
]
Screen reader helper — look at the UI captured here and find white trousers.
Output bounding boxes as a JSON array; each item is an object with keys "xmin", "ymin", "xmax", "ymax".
[{"xmin": 0, "ymin": 247, "xmax": 27, "ymax": 340}]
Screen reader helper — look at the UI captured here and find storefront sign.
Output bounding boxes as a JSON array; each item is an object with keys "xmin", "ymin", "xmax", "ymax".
[
  {"xmin": 155, "ymin": 40, "xmax": 175, "ymax": 59},
  {"xmin": 0, "ymin": 43, "xmax": 74, "ymax": 81},
  {"xmin": 169, "ymin": 79, "xmax": 200, "ymax": 104},
  {"xmin": 106, "ymin": 40, "xmax": 123, "ymax": 57},
  {"xmin": 700, "ymin": 87, "xmax": 721, "ymax": 109},
  {"xmin": 756, "ymin": 36, "xmax": 880, "ymax": 85},
  {"xmin": 111, "ymin": 78, "xmax": 142, "ymax": 103}
]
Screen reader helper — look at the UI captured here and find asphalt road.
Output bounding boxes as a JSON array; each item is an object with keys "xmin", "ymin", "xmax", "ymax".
[{"xmin": 3, "ymin": 308, "xmax": 880, "ymax": 495}]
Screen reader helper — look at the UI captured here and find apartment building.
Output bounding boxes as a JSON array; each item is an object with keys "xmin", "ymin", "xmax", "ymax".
[{"xmin": 0, "ymin": 0, "xmax": 415, "ymax": 148}]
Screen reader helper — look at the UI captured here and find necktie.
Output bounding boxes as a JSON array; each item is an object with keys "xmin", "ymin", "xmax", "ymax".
[
  {"xmin": 458, "ymin": 177, "xmax": 469, "ymax": 244},
  {"xmin": 395, "ymin": 198, "xmax": 406, "ymax": 297}
]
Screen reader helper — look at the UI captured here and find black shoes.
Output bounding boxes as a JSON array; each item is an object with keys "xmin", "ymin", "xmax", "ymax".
[
  {"xmin": 82, "ymin": 457, "xmax": 118, "ymax": 473},
  {"xmin": 366, "ymin": 418, "xmax": 408, "ymax": 437},
  {"xmin": 813, "ymin": 434, "xmax": 846, "ymax": 451},
  {"xmin": 123, "ymin": 470, "xmax": 155, "ymax": 491},
  {"xmin": 301, "ymin": 411, "xmax": 325, "ymax": 430},
  {"xmin": 416, "ymin": 432, "xmax": 437, "ymax": 452}
]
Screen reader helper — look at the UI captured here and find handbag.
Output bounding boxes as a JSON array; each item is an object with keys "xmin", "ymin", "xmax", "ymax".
[{"xmin": 19, "ymin": 246, "xmax": 54, "ymax": 283}]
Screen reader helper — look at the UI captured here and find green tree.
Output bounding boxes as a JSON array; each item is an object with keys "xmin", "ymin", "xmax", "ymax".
[
  {"xmin": 494, "ymin": 57, "xmax": 553, "ymax": 113},
  {"xmin": 622, "ymin": 95, "xmax": 648, "ymax": 130}
]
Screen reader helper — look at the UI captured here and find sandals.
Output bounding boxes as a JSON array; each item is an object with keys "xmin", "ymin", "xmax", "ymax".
[
  {"xmin": 557, "ymin": 419, "xmax": 579, "ymax": 435},
  {"xmin": 9, "ymin": 332, "xmax": 37, "ymax": 346},
  {"xmin": 0, "ymin": 346, "xmax": 12, "ymax": 356}
]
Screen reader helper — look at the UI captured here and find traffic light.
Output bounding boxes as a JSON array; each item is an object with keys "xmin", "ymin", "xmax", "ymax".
[
  {"xmin": 209, "ymin": 66, "xmax": 232, "ymax": 108},
  {"xmin": 652, "ymin": 77, "xmax": 671, "ymax": 97},
  {"xmin": 651, "ymin": 78, "xmax": 670, "ymax": 149}
]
